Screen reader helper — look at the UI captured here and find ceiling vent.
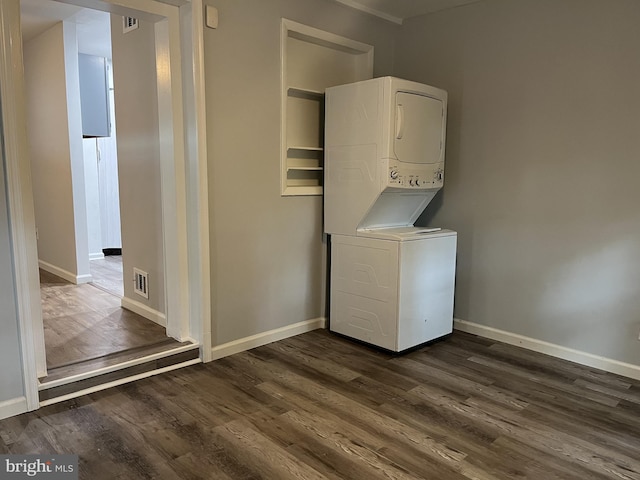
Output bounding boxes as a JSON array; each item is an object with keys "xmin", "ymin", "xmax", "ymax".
[{"xmin": 123, "ymin": 16, "xmax": 139, "ymax": 34}]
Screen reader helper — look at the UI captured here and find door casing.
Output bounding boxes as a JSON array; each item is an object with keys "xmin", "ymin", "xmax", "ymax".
[{"xmin": 0, "ymin": 0, "xmax": 211, "ymax": 412}]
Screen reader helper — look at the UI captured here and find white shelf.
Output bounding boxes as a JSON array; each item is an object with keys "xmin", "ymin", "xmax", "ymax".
[
  {"xmin": 287, "ymin": 87, "xmax": 324, "ymax": 99},
  {"xmin": 282, "ymin": 185, "xmax": 323, "ymax": 196},
  {"xmin": 287, "ymin": 146, "xmax": 323, "ymax": 152},
  {"xmin": 287, "ymin": 166, "xmax": 323, "ymax": 171},
  {"xmin": 281, "ymin": 18, "xmax": 374, "ymax": 197}
]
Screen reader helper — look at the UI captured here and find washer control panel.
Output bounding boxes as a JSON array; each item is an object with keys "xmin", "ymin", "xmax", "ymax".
[{"xmin": 388, "ymin": 163, "xmax": 444, "ymax": 189}]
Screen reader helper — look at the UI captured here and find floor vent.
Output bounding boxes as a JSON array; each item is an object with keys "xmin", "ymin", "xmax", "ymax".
[
  {"xmin": 123, "ymin": 16, "xmax": 139, "ymax": 34},
  {"xmin": 133, "ymin": 268, "xmax": 149, "ymax": 299}
]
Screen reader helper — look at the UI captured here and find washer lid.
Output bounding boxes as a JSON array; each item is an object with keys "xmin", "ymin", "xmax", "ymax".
[{"xmin": 356, "ymin": 226, "xmax": 456, "ymax": 241}]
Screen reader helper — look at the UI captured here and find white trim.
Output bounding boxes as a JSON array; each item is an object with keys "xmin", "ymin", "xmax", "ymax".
[
  {"xmin": 0, "ymin": 0, "xmax": 46, "ymax": 404},
  {"xmin": 332, "ymin": 0, "xmax": 403, "ymax": 25},
  {"xmin": 39, "ymin": 343, "xmax": 199, "ymax": 390},
  {"xmin": 63, "ymin": 21, "xmax": 92, "ymax": 283},
  {"xmin": 281, "ymin": 18, "xmax": 377, "ymax": 53},
  {"xmin": 39, "ymin": 358, "xmax": 202, "ymax": 407},
  {"xmin": 0, "ymin": 397, "xmax": 28, "ymax": 420},
  {"xmin": 38, "ymin": 260, "xmax": 92, "ymax": 285},
  {"xmin": 155, "ymin": 15, "xmax": 190, "ymax": 342},
  {"xmin": 454, "ymin": 319, "xmax": 640, "ymax": 382},
  {"xmin": 189, "ymin": 0, "xmax": 213, "ymax": 362},
  {"xmin": 89, "ymin": 252, "xmax": 105, "ymax": 260},
  {"xmin": 121, "ymin": 296, "xmax": 167, "ymax": 327},
  {"xmin": 211, "ymin": 318, "xmax": 326, "ymax": 361}
]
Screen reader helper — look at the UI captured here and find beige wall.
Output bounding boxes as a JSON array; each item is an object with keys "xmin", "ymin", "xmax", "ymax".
[
  {"xmin": 203, "ymin": 0, "xmax": 397, "ymax": 345},
  {"xmin": 24, "ymin": 22, "xmax": 89, "ymax": 280},
  {"xmin": 111, "ymin": 16, "xmax": 165, "ymax": 314},
  {"xmin": 396, "ymin": 0, "xmax": 640, "ymax": 365}
]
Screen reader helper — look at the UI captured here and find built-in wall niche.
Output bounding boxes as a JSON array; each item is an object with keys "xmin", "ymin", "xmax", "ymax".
[{"xmin": 281, "ymin": 19, "xmax": 373, "ymax": 196}]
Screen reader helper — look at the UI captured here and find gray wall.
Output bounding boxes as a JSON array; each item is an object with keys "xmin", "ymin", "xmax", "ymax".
[
  {"xmin": 396, "ymin": 0, "xmax": 640, "ymax": 365},
  {"xmin": 203, "ymin": 0, "xmax": 398, "ymax": 345},
  {"xmin": 111, "ymin": 17, "xmax": 164, "ymax": 314},
  {"xmin": 0, "ymin": 122, "xmax": 25, "ymax": 403}
]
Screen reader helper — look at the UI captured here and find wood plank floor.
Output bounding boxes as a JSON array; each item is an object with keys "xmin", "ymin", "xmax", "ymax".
[
  {"xmin": 89, "ymin": 255, "xmax": 125, "ymax": 298},
  {"xmin": 40, "ymin": 269, "xmax": 171, "ymax": 370},
  {"xmin": 2, "ymin": 329, "xmax": 640, "ymax": 479}
]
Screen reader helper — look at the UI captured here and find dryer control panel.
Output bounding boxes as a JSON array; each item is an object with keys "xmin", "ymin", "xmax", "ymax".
[{"xmin": 388, "ymin": 163, "xmax": 444, "ymax": 189}]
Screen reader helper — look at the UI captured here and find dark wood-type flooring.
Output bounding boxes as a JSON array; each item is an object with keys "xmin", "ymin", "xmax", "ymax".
[
  {"xmin": 40, "ymin": 268, "xmax": 170, "ymax": 371},
  {"xmin": 3, "ymin": 329, "xmax": 640, "ymax": 479}
]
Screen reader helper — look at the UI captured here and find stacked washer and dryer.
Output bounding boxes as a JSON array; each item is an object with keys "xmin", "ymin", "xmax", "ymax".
[{"xmin": 324, "ymin": 76, "xmax": 457, "ymax": 352}]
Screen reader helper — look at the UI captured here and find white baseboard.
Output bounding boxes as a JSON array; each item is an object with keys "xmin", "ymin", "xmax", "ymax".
[
  {"xmin": 39, "ymin": 260, "xmax": 92, "ymax": 285},
  {"xmin": 121, "ymin": 296, "xmax": 166, "ymax": 327},
  {"xmin": 211, "ymin": 317, "xmax": 326, "ymax": 361},
  {"xmin": 454, "ymin": 318, "xmax": 640, "ymax": 381},
  {"xmin": 0, "ymin": 396, "xmax": 27, "ymax": 420},
  {"xmin": 89, "ymin": 252, "xmax": 105, "ymax": 260}
]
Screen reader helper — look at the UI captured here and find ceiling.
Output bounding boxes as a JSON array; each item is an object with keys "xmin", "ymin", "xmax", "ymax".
[
  {"xmin": 19, "ymin": 0, "xmax": 482, "ymax": 49},
  {"xmin": 333, "ymin": 0, "xmax": 483, "ymax": 24},
  {"xmin": 21, "ymin": 0, "xmax": 112, "ymax": 58},
  {"xmin": 20, "ymin": 0, "xmax": 81, "ymax": 41}
]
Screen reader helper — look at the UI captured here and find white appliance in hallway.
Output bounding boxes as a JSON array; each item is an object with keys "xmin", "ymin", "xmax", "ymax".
[{"xmin": 324, "ymin": 76, "xmax": 457, "ymax": 352}]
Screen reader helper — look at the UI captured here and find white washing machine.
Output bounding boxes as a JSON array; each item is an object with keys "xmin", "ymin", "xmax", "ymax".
[
  {"xmin": 325, "ymin": 77, "xmax": 456, "ymax": 351},
  {"xmin": 330, "ymin": 228, "xmax": 456, "ymax": 351}
]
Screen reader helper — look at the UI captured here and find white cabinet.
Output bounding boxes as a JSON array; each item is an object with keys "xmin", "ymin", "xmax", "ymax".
[{"xmin": 78, "ymin": 53, "xmax": 110, "ymax": 138}]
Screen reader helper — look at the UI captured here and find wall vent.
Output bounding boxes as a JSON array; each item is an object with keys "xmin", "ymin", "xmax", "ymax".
[
  {"xmin": 123, "ymin": 16, "xmax": 139, "ymax": 34},
  {"xmin": 133, "ymin": 268, "xmax": 149, "ymax": 299}
]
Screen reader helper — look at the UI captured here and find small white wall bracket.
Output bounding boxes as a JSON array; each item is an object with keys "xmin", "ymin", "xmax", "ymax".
[{"xmin": 205, "ymin": 6, "xmax": 219, "ymax": 29}]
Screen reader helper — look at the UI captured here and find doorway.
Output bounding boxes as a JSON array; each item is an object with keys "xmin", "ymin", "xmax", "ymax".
[
  {"xmin": 0, "ymin": 0, "xmax": 210, "ymax": 410},
  {"xmin": 21, "ymin": 0, "xmax": 190, "ymax": 385}
]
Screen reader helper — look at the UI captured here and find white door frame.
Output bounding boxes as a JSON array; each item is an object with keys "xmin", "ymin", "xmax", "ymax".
[{"xmin": 0, "ymin": 0, "xmax": 211, "ymax": 412}]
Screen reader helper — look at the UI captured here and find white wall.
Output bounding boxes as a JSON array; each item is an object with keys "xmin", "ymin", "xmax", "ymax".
[
  {"xmin": 396, "ymin": 0, "xmax": 640, "ymax": 366},
  {"xmin": 24, "ymin": 22, "xmax": 90, "ymax": 281},
  {"xmin": 203, "ymin": 0, "xmax": 397, "ymax": 345},
  {"xmin": 63, "ymin": 22, "xmax": 91, "ymax": 281},
  {"xmin": 111, "ymin": 16, "xmax": 164, "ymax": 314}
]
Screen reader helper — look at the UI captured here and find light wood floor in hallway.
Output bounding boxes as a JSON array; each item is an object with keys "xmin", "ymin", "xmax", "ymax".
[
  {"xmin": 40, "ymin": 263, "xmax": 174, "ymax": 374},
  {"xmin": 2, "ymin": 329, "xmax": 639, "ymax": 479},
  {"xmin": 89, "ymin": 255, "xmax": 125, "ymax": 298}
]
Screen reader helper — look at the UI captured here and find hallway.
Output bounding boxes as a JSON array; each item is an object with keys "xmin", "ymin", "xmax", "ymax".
[{"xmin": 40, "ymin": 268, "xmax": 179, "ymax": 379}]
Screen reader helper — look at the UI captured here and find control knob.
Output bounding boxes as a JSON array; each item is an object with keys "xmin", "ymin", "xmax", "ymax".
[{"xmin": 390, "ymin": 170, "xmax": 399, "ymax": 180}]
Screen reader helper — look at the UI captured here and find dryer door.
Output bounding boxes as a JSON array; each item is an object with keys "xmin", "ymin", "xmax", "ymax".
[{"xmin": 393, "ymin": 92, "xmax": 444, "ymax": 164}]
